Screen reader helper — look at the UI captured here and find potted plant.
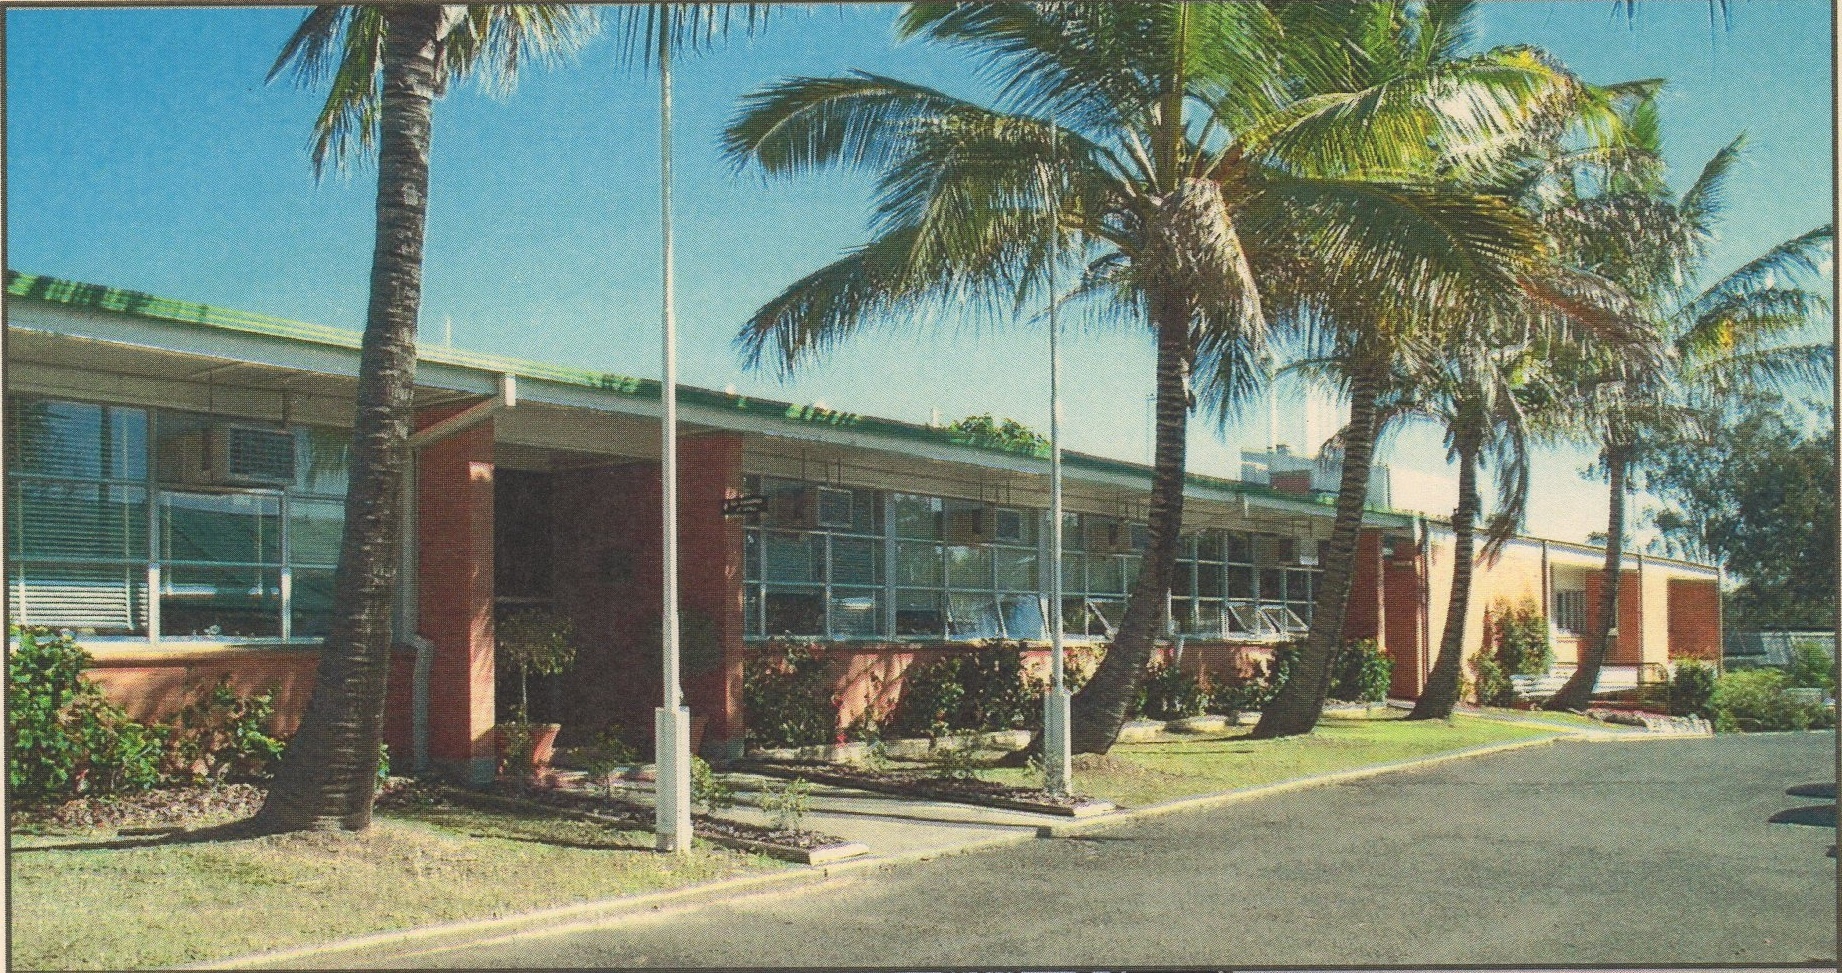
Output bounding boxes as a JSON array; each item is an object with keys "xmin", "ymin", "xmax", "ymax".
[{"xmin": 496, "ymin": 609, "xmax": 577, "ymax": 782}]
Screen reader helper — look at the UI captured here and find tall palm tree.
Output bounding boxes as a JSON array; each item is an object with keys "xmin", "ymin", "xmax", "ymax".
[
  {"xmin": 252, "ymin": 5, "xmax": 597, "ymax": 833},
  {"xmin": 1542, "ymin": 135, "xmax": 1833, "ymax": 711},
  {"xmin": 725, "ymin": 1, "xmax": 1590, "ymax": 753},
  {"xmin": 1246, "ymin": 2, "xmax": 1663, "ymax": 739}
]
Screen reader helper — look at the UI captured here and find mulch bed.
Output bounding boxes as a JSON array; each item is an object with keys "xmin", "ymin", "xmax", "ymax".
[
  {"xmin": 739, "ymin": 760, "xmax": 1113, "ymax": 816},
  {"xmin": 10, "ymin": 782, "xmax": 268, "ymax": 832}
]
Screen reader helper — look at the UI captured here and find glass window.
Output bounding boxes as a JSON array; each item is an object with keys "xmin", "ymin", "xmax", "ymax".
[
  {"xmin": 1197, "ymin": 562, "xmax": 1224, "ymax": 599},
  {"xmin": 290, "ymin": 567, "xmax": 337, "ymax": 638},
  {"xmin": 1259, "ymin": 568, "xmax": 1286, "ymax": 603},
  {"xmin": 1000, "ymin": 594, "xmax": 1047, "ymax": 640},
  {"xmin": 8, "ymin": 481, "xmax": 148, "ymax": 561},
  {"xmin": 1225, "ymin": 532, "xmax": 1252, "ymax": 564},
  {"xmin": 161, "ymin": 564, "xmax": 281, "ymax": 638},
  {"xmin": 895, "ymin": 589, "xmax": 943, "ymax": 636},
  {"xmin": 297, "ymin": 427, "xmax": 350, "ymax": 496},
  {"xmin": 763, "ymin": 531, "xmax": 822, "ymax": 584},
  {"xmin": 1195, "ymin": 531, "xmax": 1223, "ymax": 562},
  {"xmin": 1089, "ymin": 555, "xmax": 1125, "ymax": 595},
  {"xmin": 946, "ymin": 592, "xmax": 1004, "ymax": 640},
  {"xmin": 895, "ymin": 541, "xmax": 943, "ymax": 588},
  {"xmin": 830, "ymin": 536, "xmax": 882, "ymax": 586},
  {"xmin": 829, "ymin": 589, "xmax": 883, "ymax": 638},
  {"xmin": 1227, "ymin": 565, "xmax": 1255, "ymax": 600},
  {"xmin": 743, "ymin": 530, "xmax": 761, "ymax": 582},
  {"xmin": 764, "ymin": 588, "xmax": 825, "ymax": 637},
  {"xmin": 8, "ymin": 399, "xmax": 146, "ymax": 480},
  {"xmin": 993, "ymin": 547, "xmax": 1038, "ymax": 591},
  {"xmin": 8, "ymin": 562, "xmax": 147, "ymax": 634},
  {"xmin": 743, "ymin": 587, "xmax": 761, "ymax": 637},
  {"xmin": 288, "ymin": 498, "xmax": 344, "ymax": 567},
  {"xmin": 161, "ymin": 491, "xmax": 281, "ymax": 566},
  {"xmin": 893, "ymin": 493, "xmax": 941, "ymax": 539},
  {"xmin": 944, "ymin": 544, "xmax": 992, "ymax": 589}
]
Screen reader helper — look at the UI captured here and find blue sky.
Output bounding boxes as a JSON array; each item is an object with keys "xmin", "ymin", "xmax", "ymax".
[{"xmin": 6, "ymin": 1, "xmax": 1834, "ymax": 544}]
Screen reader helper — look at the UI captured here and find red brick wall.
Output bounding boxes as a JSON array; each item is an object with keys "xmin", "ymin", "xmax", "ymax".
[
  {"xmin": 548, "ymin": 435, "xmax": 746, "ymax": 755},
  {"xmin": 1345, "ymin": 530, "xmax": 1383, "ymax": 645},
  {"xmin": 1384, "ymin": 541, "xmax": 1426, "ymax": 699},
  {"xmin": 1584, "ymin": 571, "xmax": 1644, "ymax": 664},
  {"xmin": 87, "ymin": 649, "xmax": 320, "ymax": 735},
  {"xmin": 415, "ymin": 414, "xmax": 498, "ymax": 775},
  {"xmin": 1667, "ymin": 578, "xmax": 1722, "ymax": 663}
]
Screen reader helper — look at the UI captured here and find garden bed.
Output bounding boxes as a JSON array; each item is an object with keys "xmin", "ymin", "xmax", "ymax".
[
  {"xmin": 739, "ymin": 760, "xmax": 1117, "ymax": 817},
  {"xmin": 443, "ymin": 782, "xmax": 868, "ymax": 865}
]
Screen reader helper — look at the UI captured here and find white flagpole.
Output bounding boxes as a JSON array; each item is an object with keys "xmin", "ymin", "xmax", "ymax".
[
  {"xmin": 655, "ymin": 29, "xmax": 692, "ymax": 854},
  {"xmin": 1044, "ymin": 119, "xmax": 1072, "ymax": 797}
]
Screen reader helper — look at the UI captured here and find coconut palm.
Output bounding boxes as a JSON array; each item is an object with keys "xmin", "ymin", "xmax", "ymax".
[
  {"xmin": 257, "ymin": 3, "xmax": 770, "ymax": 833},
  {"xmin": 725, "ymin": 1, "xmax": 1598, "ymax": 752},
  {"xmin": 1244, "ymin": 3, "xmax": 1668, "ymax": 739},
  {"xmin": 1541, "ymin": 134, "xmax": 1833, "ymax": 712}
]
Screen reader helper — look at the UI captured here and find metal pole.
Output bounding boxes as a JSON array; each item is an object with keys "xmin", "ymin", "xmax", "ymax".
[
  {"xmin": 1043, "ymin": 120, "xmax": 1072, "ymax": 797},
  {"xmin": 655, "ymin": 32, "xmax": 692, "ymax": 854}
]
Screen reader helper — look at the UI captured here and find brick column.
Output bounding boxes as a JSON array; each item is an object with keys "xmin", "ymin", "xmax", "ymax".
[
  {"xmin": 414, "ymin": 411, "xmax": 497, "ymax": 784},
  {"xmin": 678, "ymin": 434, "xmax": 746, "ymax": 759}
]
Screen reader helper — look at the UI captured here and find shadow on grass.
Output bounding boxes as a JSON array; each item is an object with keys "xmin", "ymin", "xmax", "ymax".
[{"xmin": 10, "ymin": 817, "xmax": 306, "ymax": 853}]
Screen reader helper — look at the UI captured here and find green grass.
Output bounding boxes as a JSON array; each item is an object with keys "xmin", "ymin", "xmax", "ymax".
[
  {"xmin": 10, "ymin": 803, "xmax": 787, "ymax": 970},
  {"xmin": 1461, "ymin": 706, "xmax": 1635, "ymax": 731},
  {"xmin": 983, "ymin": 712, "xmax": 1560, "ymax": 808}
]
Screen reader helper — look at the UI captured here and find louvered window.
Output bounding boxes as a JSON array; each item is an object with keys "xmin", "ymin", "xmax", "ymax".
[
  {"xmin": 7, "ymin": 397, "xmax": 351, "ymax": 642},
  {"xmin": 6, "ymin": 401, "xmax": 150, "ymax": 634}
]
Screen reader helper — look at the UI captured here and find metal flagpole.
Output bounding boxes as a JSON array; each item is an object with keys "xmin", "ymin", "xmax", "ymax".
[
  {"xmin": 1044, "ymin": 119, "xmax": 1073, "ymax": 797},
  {"xmin": 655, "ymin": 28, "xmax": 692, "ymax": 853}
]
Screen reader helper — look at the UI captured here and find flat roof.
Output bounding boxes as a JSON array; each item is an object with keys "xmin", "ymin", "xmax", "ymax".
[{"xmin": 5, "ymin": 269, "xmax": 1418, "ymax": 525}]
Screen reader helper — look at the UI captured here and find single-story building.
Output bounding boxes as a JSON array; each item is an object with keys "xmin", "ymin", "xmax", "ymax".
[{"xmin": 4, "ymin": 271, "xmax": 1723, "ymax": 782}]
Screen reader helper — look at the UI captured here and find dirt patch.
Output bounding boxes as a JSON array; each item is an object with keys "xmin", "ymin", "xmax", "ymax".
[{"xmin": 14, "ymin": 784, "xmax": 266, "ymax": 832}]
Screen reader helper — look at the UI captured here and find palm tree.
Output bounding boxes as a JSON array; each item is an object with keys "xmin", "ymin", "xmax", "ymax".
[
  {"xmin": 1246, "ymin": 3, "xmax": 1662, "ymax": 739},
  {"xmin": 725, "ymin": 1, "xmax": 1590, "ymax": 752},
  {"xmin": 1542, "ymin": 135, "xmax": 1833, "ymax": 711},
  {"xmin": 252, "ymin": 5, "xmax": 597, "ymax": 833}
]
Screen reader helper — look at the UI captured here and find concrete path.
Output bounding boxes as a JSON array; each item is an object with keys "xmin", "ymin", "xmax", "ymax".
[{"xmin": 279, "ymin": 732, "xmax": 1835, "ymax": 969}]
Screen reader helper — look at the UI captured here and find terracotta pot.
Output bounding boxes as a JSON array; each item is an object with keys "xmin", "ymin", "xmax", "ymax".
[{"xmin": 496, "ymin": 723, "xmax": 563, "ymax": 778}]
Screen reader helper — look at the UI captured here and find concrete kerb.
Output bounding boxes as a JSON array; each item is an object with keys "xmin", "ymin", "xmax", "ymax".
[
  {"xmin": 1034, "ymin": 731, "xmax": 1573, "ymax": 839},
  {"xmin": 194, "ymin": 723, "xmax": 1623, "ymax": 969},
  {"xmin": 188, "ymin": 826, "xmax": 1044, "ymax": 971}
]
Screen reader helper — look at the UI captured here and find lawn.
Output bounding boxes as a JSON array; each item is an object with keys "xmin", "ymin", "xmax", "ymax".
[
  {"xmin": 981, "ymin": 712, "xmax": 1560, "ymax": 807},
  {"xmin": 10, "ymin": 802, "xmax": 787, "ymax": 971}
]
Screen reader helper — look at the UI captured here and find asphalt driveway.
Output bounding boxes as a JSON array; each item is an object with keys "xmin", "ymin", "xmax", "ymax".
[{"xmin": 339, "ymin": 732, "xmax": 1837, "ymax": 969}]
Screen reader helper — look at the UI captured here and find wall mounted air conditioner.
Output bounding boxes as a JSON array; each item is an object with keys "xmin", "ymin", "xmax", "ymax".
[{"xmin": 169, "ymin": 425, "xmax": 296, "ymax": 487}]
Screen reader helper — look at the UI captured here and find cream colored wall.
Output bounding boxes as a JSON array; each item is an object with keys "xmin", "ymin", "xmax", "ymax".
[
  {"xmin": 1638, "ymin": 557, "xmax": 1672, "ymax": 668},
  {"xmin": 1423, "ymin": 528, "xmax": 1549, "ymax": 665}
]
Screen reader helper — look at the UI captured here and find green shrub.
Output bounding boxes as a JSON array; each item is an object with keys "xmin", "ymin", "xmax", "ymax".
[
  {"xmin": 959, "ymin": 642, "xmax": 1037, "ymax": 731},
  {"xmin": 888, "ymin": 655, "xmax": 968, "ymax": 741},
  {"xmin": 926, "ymin": 736, "xmax": 984, "ymax": 780},
  {"xmin": 1132, "ymin": 661, "xmax": 1207, "ymax": 720},
  {"xmin": 7, "ymin": 628, "xmax": 166, "ymax": 804},
  {"xmin": 743, "ymin": 642, "xmax": 840, "ymax": 749},
  {"xmin": 1491, "ymin": 598, "xmax": 1554, "ymax": 676},
  {"xmin": 1785, "ymin": 640, "xmax": 1836, "ymax": 692},
  {"xmin": 1708, "ymin": 669, "xmax": 1831, "ymax": 732},
  {"xmin": 760, "ymin": 777, "xmax": 813, "ymax": 832},
  {"xmin": 581, "ymin": 724, "xmax": 638, "ymax": 799},
  {"xmin": 1468, "ymin": 652, "xmax": 1514, "ymax": 708},
  {"xmin": 690, "ymin": 756, "xmax": 736, "ymax": 812},
  {"xmin": 1668, "ymin": 661, "xmax": 1719, "ymax": 717},
  {"xmin": 161, "ymin": 677, "xmax": 285, "ymax": 784},
  {"xmin": 1329, "ymin": 639, "xmax": 1392, "ymax": 702},
  {"xmin": 1205, "ymin": 656, "xmax": 1277, "ymax": 715}
]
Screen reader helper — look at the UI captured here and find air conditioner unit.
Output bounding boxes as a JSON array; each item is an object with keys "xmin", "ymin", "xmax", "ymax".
[
  {"xmin": 814, "ymin": 487, "xmax": 855, "ymax": 529},
  {"xmin": 992, "ymin": 508, "xmax": 1026, "ymax": 544},
  {"xmin": 943, "ymin": 506, "xmax": 994, "ymax": 544},
  {"xmin": 1297, "ymin": 539, "xmax": 1320, "ymax": 567},
  {"xmin": 1087, "ymin": 521, "xmax": 1134, "ymax": 554},
  {"xmin": 769, "ymin": 485, "xmax": 854, "ymax": 530},
  {"xmin": 169, "ymin": 425, "xmax": 296, "ymax": 487}
]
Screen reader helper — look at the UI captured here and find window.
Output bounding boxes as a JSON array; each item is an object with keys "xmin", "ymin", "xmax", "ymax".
[
  {"xmin": 745, "ymin": 477, "xmax": 888, "ymax": 639},
  {"xmin": 6, "ymin": 400, "xmax": 150, "ymax": 634},
  {"xmin": 1554, "ymin": 589, "xmax": 1588, "ymax": 635},
  {"xmin": 5, "ymin": 397, "xmax": 349, "ymax": 641}
]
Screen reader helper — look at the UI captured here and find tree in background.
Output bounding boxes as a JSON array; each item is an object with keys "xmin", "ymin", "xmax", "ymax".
[{"xmin": 1647, "ymin": 397, "xmax": 1837, "ymax": 631}]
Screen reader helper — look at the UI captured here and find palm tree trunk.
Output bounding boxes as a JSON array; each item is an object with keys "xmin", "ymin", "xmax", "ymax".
[
  {"xmin": 1545, "ymin": 445, "xmax": 1627, "ymax": 712},
  {"xmin": 1069, "ymin": 288, "xmax": 1193, "ymax": 754},
  {"xmin": 1251, "ymin": 357, "xmax": 1384, "ymax": 739},
  {"xmin": 1408, "ymin": 435, "xmax": 1481, "ymax": 720},
  {"xmin": 253, "ymin": 4, "xmax": 442, "ymax": 833}
]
